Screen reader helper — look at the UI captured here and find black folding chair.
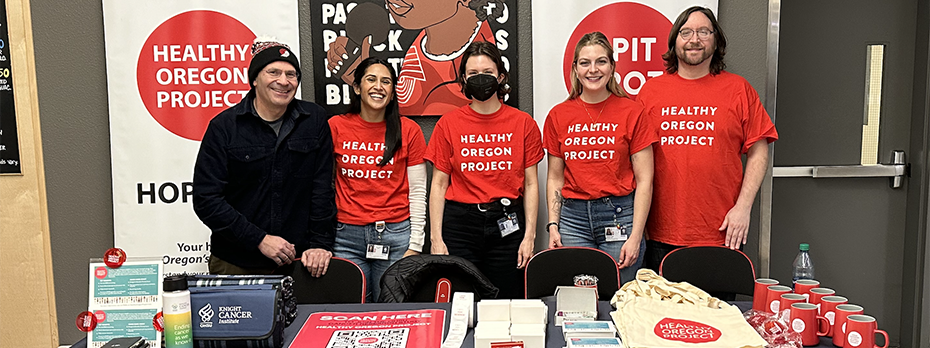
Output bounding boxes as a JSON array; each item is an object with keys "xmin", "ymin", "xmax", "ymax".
[
  {"xmin": 659, "ymin": 246, "xmax": 756, "ymax": 297},
  {"xmin": 524, "ymin": 247, "xmax": 620, "ymax": 301},
  {"xmin": 291, "ymin": 257, "xmax": 366, "ymax": 304}
]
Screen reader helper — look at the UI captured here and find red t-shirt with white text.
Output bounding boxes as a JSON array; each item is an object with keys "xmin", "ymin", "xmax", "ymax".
[
  {"xmin": 424, "ymin": 104, "xmax": 544, "ymax": 204},
  {"xmin": 637, "ymin": 71, "xmax": 778, "ymax": 246},
  {"xmin": 544, "ymin": 94, "xmax": 657, "ymax": 200},
  {"xmin": 330, "ymin": 114, "xmax": 426, "ymax": 224}
]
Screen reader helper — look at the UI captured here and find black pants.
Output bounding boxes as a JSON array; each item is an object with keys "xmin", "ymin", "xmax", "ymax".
[
  {"xmin": 442, "ymin": 199, "xmax": 525, "ymax": 299},
  {"xmin": 643, "ymin": 240, "xmax": 682, "ymax": 272}
]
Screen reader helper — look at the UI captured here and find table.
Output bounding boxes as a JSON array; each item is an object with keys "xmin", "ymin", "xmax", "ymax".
[{"xmin": 72, "ymin": 300, "xmax": 838, "ymax": 348}]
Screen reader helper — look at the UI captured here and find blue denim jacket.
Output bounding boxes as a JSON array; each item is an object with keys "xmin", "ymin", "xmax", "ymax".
[{"xmin": 193, "ymin": 93, "xmax": 336, "ymax": 269}]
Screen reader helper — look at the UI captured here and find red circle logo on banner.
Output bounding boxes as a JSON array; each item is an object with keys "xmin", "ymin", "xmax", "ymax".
[
  {"xmin": 653, "ymin": 318, "xmax": 722, "ymax": 343},
  {"xmin": 76, "ymin": 311, "xmax": 98, "ymax": 332},
  {"xmin": 562, "ymin": 2, "xmax": 671, "ymax": 96},
  {"xmin": 103, "ymin": 247, "xmax": 127, "ymax": 268},
  {"xmin": 153, "ymin": 311, "xmax": 165, "ymax": 332},
  {"xmin": 137, "ymin": 10, "xmax": 256, "ymax": 141}
]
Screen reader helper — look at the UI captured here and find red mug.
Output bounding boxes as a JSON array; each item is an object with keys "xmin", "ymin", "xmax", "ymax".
[
  {"xmin": 832, "ymin": 304, "xmax": 864, "ymax": 345},
  {"xmin": 794, "ymin": 279, "xmax": 820, "ymax": 299},
  {"xmin": 789, "ymin": 303, "xmax": 829, "ymax": 346},
  {"xmin": 766, "ymin": 285, "xmax": 792, "ymax": 314},
  {"xmin": 753, "ymin": 278, "xmax": 780, "ymax": 311},
  {"xmin": 820, "ymin": 295, "xmax": 848, "ymax": 328},
  {"xmin": 808, "ymin": 287, "xmax": 835, "ymax": 313},
  {"xmin": 780, "ymin": 293, "xmax": 806, "ymax": 312},
  {"xmin": 844, "ymin": 315, "xmax": 889, "ymax": 348}
]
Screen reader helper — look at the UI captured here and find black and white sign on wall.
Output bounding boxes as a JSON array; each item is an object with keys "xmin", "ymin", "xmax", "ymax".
[
  {"xmin": 309, "ymin": 0, "xmax": 520, "ymax": 117},
  {"xmin": 0, "ymin": 0, "xmax": 21, "ymax": 175}
]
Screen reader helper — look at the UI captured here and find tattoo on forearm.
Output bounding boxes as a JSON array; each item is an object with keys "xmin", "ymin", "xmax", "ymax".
[{"xmin": 552, "ymin": 191, "xmax": 563, "ymax": 213}]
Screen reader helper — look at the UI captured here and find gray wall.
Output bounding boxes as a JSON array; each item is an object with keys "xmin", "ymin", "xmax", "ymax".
[{"xmin": 30, "ymin": 1, "xmax": 768, "ymax": 343}]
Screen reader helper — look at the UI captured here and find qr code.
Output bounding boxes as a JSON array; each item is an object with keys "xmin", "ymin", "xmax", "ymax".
[{"xmin": 325, "ymin": 328, "xmax": 409, "ymax": 348}]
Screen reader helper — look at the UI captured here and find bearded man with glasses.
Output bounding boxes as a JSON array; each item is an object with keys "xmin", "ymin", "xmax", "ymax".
[{"xmin": 637, "ymin": 7, "xmax": 779, "ymax": 272}]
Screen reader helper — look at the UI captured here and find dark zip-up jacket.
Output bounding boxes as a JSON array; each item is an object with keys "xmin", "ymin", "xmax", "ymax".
[{"xmin": 193, "ymin": 94, "xmax": 335, "ymax": 269}]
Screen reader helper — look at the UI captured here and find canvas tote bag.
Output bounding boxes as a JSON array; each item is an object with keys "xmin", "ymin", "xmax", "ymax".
[{"xmin": 610, "ymin": 269, "xmax": 766, "ymax": 348}]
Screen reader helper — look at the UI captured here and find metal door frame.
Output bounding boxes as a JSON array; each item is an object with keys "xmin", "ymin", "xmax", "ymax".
[{"xmin": 759, "ymin": 1, "xmax": 930, "ymax": 346}]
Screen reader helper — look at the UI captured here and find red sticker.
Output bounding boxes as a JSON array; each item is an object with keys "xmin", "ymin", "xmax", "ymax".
[
  {"xmin": 76, "ymin": 311, "xmax": 98, "ymax": 332},
  {"xmin": 136, "ymin": 10, "xmax": 256, "ymax": 141},
  {"xmin": 153, "ymin": 311, "xmax": 165, "ymax": 332},
  {"xmin": 104, "ymin": 248, "xmax": 127, "ymax": 268},
  {"xmin": 653, "ymin": 318, "xmax": 722, "ymax": 343}
]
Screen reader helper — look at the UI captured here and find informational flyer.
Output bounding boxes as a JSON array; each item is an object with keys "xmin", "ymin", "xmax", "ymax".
[
  {"xmin": 290, "ymin": 309, "xmax": 446, "ymax": 348},
  {"xmin": 87, "ymin": 259, "xmax": 163, "ymax": 348}
]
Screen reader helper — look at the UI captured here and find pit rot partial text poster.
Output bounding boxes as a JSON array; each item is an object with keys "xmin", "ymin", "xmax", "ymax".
[
  {"xmin": 308, "ymin": 0, "xmax": 519, "ymax": 117},
  {"xmin": 290, "ymin": 309, "xmax": 447, "ymax": 348},
  {"xmin": 531, "ymin": 0, "xmax": 718, "ymax": 124},
  {"xmin": 102, "ymin": 0, "xmax": 299, "ymax": 275}
]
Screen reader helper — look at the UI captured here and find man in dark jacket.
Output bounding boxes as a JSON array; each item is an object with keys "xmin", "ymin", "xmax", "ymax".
[{"xmin": 193, "ymin": 39, "xmax": 335, "ymax": 277}]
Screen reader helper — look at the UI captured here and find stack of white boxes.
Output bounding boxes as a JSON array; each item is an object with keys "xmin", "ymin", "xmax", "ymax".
[{"xmin": 473, "ymin": 299, "xmax": 548, "ymax": 348}]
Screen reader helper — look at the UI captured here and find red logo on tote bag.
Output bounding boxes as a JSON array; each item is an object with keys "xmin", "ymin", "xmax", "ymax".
[{"xmin": 654, "ymin": 318, "xmax": 722, "ymax": 343}]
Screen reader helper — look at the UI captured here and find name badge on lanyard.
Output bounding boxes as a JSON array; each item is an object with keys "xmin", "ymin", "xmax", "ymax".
[
  {"xmin": 367, "ymin": 221, "xmax": 390, "ymax": 260},
  {"xmin": 605, "ymin": 225, "xmax": 628, "ymax": 242}
]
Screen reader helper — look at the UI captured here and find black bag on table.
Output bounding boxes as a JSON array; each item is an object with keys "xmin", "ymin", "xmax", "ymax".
[{"xmin": 189, "ymin": 285, "xmax": 284, "ymax": 348}]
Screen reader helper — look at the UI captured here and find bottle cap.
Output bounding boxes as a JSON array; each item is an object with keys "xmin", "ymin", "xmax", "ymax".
[
  {"xmin": 799, "ymin": 243, "xmax": 810, "ymax": 251},
  {"xmin": 163, "ymin": 275, "xmax": 188, "ymax": 292}
]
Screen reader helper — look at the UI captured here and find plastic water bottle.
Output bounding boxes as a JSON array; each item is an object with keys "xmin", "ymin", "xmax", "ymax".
[{"xmin": 792, "ymin": 243, "xmax": 814, "ymax": 286}]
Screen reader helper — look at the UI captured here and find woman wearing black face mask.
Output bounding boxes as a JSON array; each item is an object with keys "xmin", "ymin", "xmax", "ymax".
[{"xmin": 423, "ymin": 41, "xmax": 544, "ymax": 299}]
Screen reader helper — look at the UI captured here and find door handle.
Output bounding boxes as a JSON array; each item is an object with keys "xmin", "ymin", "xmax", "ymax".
[{"xmin": 772, "ymin": 150, "xmax": 909, "ymax": 188}]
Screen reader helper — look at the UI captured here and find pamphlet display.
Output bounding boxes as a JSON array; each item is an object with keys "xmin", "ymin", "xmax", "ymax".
[{"xmin": 87, "ymin": 258, "xmax": 163, "ymax": 348}]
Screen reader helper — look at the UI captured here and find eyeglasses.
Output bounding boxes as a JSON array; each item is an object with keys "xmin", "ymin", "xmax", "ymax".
[
  {"xmin": 263, "ymin": 68, "xmax": 298, "ymax": 81},
  {"xmin": 679, "ymin": 28, "xmax": 714, "ymax": 41}
]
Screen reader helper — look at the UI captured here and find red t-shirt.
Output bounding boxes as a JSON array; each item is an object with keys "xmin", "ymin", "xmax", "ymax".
[
  {"xmin": 543, "ymin": 94, "xmax": 657, "ymax": 200},
  {"xmin": 424, "ymin": 104, "xmax": 544, "ymax": 204},
  {"xmin": 330, "ymin": 114, "xmax": 426, "ymax": 224},
  {"xmin": 637, "ymin": 71, "xmax": 778, "ymax": 246},
  {"xmin": 396, "ymin": 21, "xmax": 494, "ymax": 116}
]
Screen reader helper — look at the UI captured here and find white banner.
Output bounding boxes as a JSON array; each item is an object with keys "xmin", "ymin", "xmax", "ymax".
[
  {"xmin": 531, "ymin": 0, "xmax": 717, "ymax": 227},
  {"xmin": 103, "ymin": 0, "xmax": 300, "ymax": 275}
]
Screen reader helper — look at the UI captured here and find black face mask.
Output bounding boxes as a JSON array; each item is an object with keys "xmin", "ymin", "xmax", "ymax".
[{"xmin": 464, "ymin": 74, "xmax": 499, "ymax": 102}]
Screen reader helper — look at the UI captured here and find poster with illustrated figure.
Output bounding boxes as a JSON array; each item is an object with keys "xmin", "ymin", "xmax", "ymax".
[{"xmin": 310, "ymin": 0, "xmax": 519, "ymax": 117}]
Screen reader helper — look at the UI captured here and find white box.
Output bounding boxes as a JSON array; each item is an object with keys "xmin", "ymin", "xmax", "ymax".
[
  {"xmin": 567, "ymin": 337, "xmax": 623, "ymax": 347},
  {"xmin": 562, "ymin": 320, "xmax": 617, "ymax": 341},
  {"xmin": 510, "ymin": 299, "xmax": 548, "ymax": 324},
  {"xmin": 473, "ymin": 321, "xmax": 512, "ymax": 348},
  {"xmin": 554, "ymin": 286, "xmax": 598, "ymax": 326},
  {"xmin": 477, "ymin": 299, "xmax": 512, "ymax": 322},
  {"xmin": 510, "ymin": 323, "xmax": 546, "ymax": 348}
]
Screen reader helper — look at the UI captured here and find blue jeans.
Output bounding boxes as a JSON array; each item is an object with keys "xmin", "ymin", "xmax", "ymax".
[
  {"xmin": 559, "ymin": 193, "xmax": 645, "ymax": 284},
  {"xmin": 334, "ymin": 219, "xmax": 411, "ymax": 302}
]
